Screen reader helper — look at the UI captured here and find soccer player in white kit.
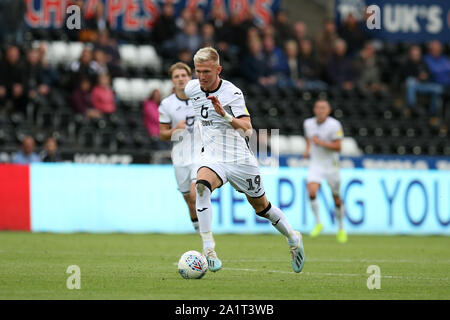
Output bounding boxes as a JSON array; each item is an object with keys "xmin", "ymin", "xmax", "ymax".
[
  {"xmin": 159, "ymin": 62, "xmax": 200, "ymax": 232},
  {"xmin": 185, "ymin": 47, "xmax": 305, "ymax": 273},
  {"xmin": 303, "ymin": 99, "xmax": 347, "ymax": 243}
]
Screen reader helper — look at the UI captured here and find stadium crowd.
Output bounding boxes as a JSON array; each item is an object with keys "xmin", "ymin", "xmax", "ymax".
[{"xmin": 0, "ymin": 1, "xmax": 449, "ymax": 163}]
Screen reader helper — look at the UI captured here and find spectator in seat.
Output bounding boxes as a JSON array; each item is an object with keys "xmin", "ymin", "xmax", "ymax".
[
  {"xmin": 93, "ymin": 49, "xmax": 109, "ymax": 75},
  {"xmin": 208, "ymin": 9, "xmax": 237, "ymax": 69},
  {"xmin": 423, "ymin": 41, "xmax": 450, "ymax": 123},
  {"xmin": 91, "ymin": 73, "xmax": 116, "ymax": 115},
  {"xmin": 404, "ymin": 44, "xmax": 444, "ymax": 123},
  {"xmin": 325, "ymin": 38, "xmax": 355, "ymax": 91},
  {"xmin": 69, "ymin": 47, "xmax": 102, "ymax": 89},
  {"xmin": 338, "ymin": 13, "xmax": 365, "ymax": 56},
  {"xmin": 40, "ymin": 137, "xmax": 62, "ymax": 162},
  {"xmin": 70, "ymin": 77, "xmax": 101, "ymax": 119},
  {"xmin": 424, "ymin": 41, "xmax": 450, "ymax": 88},
  {"xmin": 262, "ymin": 35, "xmax": 290, "ymax": 88},
  {"xmin": 25, "ymin": 48, "xmax": 51, "ymax": 107},
  {"xmin": 173, "ymin": 20, "xmax": 202, "ymax": 56},
  {"xmin": 154, "ymin": 3, "xmax": 177, "ymax": 41},
  {"xmin": 355, "ymin": 42, "xmax": 386, "ymax": 93},
  {"xmin": 201, "ymin": 23, "xmax": 216, "ymax": 48},
  {"xmin": 297, "ymin": 39, "xmax": 328, "ymax": 90},
  {"xmin": 85, "ymin": 1, "xmax": 109, "ymax": 35},
  {"xmin": 220, "ymin": 12, "xmax": 250, "ymax": 56},
  {"xmin": 193, "ymin": 7, "xmax": 205, "ymax": 28},
  {"xmin": 292, "ymin": 21, "xmax": 309, "ymax": 46},
  {"xmin": 240, "ymin": 8, "xmax": 257, "ymax": 46},
  {"xmin": 175, "ymin": 8, "xmax": 194, "ymax": 31},
  {"xmin": 94, "ymin": 30, "xmax": 122, "ymax": 78},
  {"xmin": 315, "ymin": 18, "xmax": 339, "ymax": 66},
  {"xmin": 143, "ymin": 88, "xmax": 168, "ymax": 150},
  {"xmin": 143, "ymin": 88, "xmax": 162, "ymax": 140},
  {"xmin": 0, "ymin": 45, "xmax": 28, "ymax": 114},
  {"xmin": 153, "ymin": 3, "xmax": 177, "ymax": 59},
  {"xmin": 273, "ymin": 10, "xmax": 293, "ymax": 48},
  {"xmin": 216, "ymin": 40, "xmax": 238, "ymax": 79},
  {"xmin": 35, "ymin": 43, "xmax": 66, "ymax": 109},
  {"xmin": 176, "ymin": 48, "xmax": 195, "ymax": 71},
  {"xmin": 260, "ymin": 23, "xmax": 276, "ymax": 40},
  {"xmin": 0, "ymin": 0, "xmax": 26, "ymax": 45},
  {"xmin": 241, "ymin": 38, "xmax": 276, "ymax": 87},
  {"xmin": 207, "ymin": 5, "xmax": 227, "ymax": 42},
  {"xmin": 247, "ymin": 26, "xmax": 260, "ymax": 43},
  {"xmin": 12, "ymin": 136, "xmax": 41, "ymax": 164},
  {"xmin": 37, "ymin": 43, "xmax": 59, "ymax": 87},
  {"xmin": 284, "ymin": 40, "xmax": 301, "ymax": 87}
]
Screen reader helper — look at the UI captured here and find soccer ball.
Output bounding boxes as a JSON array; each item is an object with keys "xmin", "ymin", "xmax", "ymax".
[{"xmin": 178, "ymin": 250, "xmax": 208, "ymax": 279}]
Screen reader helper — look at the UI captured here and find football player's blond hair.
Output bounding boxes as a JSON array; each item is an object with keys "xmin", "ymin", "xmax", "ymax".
[
  {"xmin": 193, "ymin": 47, "xmax": 220, "ymax": 65},
  {"xmin": 168, "ymin": 62, "xmax": 192, "ymax": 78}
]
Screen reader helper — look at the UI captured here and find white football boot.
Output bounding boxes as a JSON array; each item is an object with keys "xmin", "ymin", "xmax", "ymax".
[
  {"xmin": 204, "ymin": 248, "xmax": 222, "ymax": 272},
  {"xmin": 290, "ymin": 231, "xmax": 306, "ymax": 273}
]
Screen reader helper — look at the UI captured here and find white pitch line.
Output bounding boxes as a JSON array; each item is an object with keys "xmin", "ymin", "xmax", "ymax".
[
  {"xmin": 7, "ymin": 250, "xmax": 450, "ymax": 265},
  {"xmin": 223, "ymin": 267, "xmax": 449, "ymax": 281},
  {"xmin": 222, "ymin": 258, "xmax": 450, "ymax": 264},
  {"xmin": 173, "ymin": 263, "xmax": 449, "ymax": 281}
]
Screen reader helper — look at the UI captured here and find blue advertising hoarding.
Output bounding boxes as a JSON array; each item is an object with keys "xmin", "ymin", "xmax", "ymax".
[
  {"xmin": 30, "ymin": 163, "xmax": 449, "ymax": 234},
  {"xmin": 335, "ymin": 0, "xmax": 450, "ymax": 42},
  {"xmin": 279, "ymin": 154, "xmax": 450, "ymax": 170}
]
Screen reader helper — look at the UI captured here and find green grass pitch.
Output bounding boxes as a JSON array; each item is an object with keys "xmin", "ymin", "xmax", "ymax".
[{"xmin": 0, "ymin": 232, "xmax": 448, "ymax": 299}]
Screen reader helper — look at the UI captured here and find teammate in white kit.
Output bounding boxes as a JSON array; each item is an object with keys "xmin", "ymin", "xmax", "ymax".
[
  {"xmin": 303, "ymin": 99, "xmax": 347, "ymax": 243},
  {"xmin": 185, "ymin": 47, "xmax": 305, "ymax": 273},
  {"xmin": 159, "ymin": 62, "xmax": 200, "ymax": 232}
]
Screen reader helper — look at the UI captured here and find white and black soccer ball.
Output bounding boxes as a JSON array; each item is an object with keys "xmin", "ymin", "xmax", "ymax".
[{"xmin": 178, "ymin": 250, "xmax": 208, "ymax": 279}]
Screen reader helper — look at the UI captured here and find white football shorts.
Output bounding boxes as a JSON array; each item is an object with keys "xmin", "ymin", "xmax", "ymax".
[
  {"xmin": 306, "ymin": 165, "xmax": 341, "ymax": 196},
  {"xmin": 174, "ymin": 163, "xmax": 199, "ymax": 194},
  {"xmin": 197, "ymin": 162, "xmax": 266, "ymax": 198}
]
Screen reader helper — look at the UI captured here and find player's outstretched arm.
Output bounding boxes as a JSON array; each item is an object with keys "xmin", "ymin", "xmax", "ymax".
[
  {"xmin": 304, "ymin": 139, "xmax": 310, "ymax": 158},
  {"xmin": 323, "ymin": 139, "xmax": 342, "ymax": 152},
  {"xmin": 312, "ymin": 136, "xmax": 342, "ymax": 152},
  {"xmin": 229, "ymin": 116, "xmax": 253, "ymax": 135},
  {"xmin": 207, "ymin": 96, "xmax": 252, "ymax": 133},
  {"xmin": 159, "ymin": 121, "xmax": 186, "ymax": 141}
]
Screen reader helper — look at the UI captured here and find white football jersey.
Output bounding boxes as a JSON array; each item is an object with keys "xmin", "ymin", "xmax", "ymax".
[
  {"xmin": 184, "ymin": 79, "xmax": 256, "ymax": 165},
  {"xmin": 159, "ymin": 93, "xmax": 200, "ymax": 166},
  {"xmin": 303, "ymin": 116, "xmax": 343, "ymax": 168}
]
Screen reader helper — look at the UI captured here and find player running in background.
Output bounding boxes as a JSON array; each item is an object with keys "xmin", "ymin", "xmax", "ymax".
[
  {"xmin": 185, "ymin": 47, "xmax": 305, "ymax": 273},
  {"xmin": 159, "ymin": 62, "xmax": 200, "ymax": 232},
  {"xmin": 303, "ymin": 99, "xmax": 347, "ymax": 243}
]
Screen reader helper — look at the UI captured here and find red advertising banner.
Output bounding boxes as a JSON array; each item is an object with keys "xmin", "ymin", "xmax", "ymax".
[{"xmin": 0, "ymin": 165, "xmax": 31, "ymax": 231}]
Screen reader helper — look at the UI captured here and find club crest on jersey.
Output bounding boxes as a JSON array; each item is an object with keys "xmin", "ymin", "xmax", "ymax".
[{"xmin": 186, "ymin": 116, "xmax": 195, "ymax": 126}]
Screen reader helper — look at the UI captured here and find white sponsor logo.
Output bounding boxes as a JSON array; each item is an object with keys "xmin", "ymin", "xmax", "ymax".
[
  {"xmin": 366, "ymin": 265, "xmax": 381, "ymax": 290},
  {"xmin": 66, "ymin": 265, "xmax": 81, "ymax": 290}
]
